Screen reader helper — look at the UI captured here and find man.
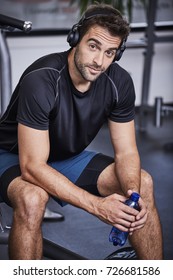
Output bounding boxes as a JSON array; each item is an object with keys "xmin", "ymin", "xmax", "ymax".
[{"xmin": 0, "ymin": 3, "xmax": 163, "ymax": 259}]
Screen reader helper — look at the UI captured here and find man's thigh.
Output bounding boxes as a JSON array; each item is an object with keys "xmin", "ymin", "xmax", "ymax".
[
  {"xmin": 75, "ymin": 153, "xmax": 115, "ymax": 196},
  {"xmin": 0, "ymin": 149, "xmax": 20, "ymax": 206}
]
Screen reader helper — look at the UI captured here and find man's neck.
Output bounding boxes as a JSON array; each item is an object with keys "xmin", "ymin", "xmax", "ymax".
[{"xmin": 68, "ymin": 49, "xmax": 91, "ymax": 93}]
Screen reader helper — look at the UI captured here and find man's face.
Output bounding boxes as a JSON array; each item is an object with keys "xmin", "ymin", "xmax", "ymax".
[{"xmin": 73, "ymin": 25, "xmax": 122, "ymax": 82}]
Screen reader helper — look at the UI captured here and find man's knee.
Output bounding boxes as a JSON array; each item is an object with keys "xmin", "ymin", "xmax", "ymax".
[
  {"xmin": 8, "ymin": 177, "xmax": 49, "ymax": 227},
  {"xmin": 141, "ymin": 169, "xmax": 154, "ymax": 202}
]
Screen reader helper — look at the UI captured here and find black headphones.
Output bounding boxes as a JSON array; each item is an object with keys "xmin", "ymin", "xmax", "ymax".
[{"xmin": 67, "ymin": 9, "xmax": 126, "ymax": 61}]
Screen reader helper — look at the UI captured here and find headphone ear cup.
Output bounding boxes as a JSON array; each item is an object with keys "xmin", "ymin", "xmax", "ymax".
[
  {"xmin": 115, "ymin": 49, "xmax": 123, "ymax": 61},
  {"xmin": 114, "ymin": 40, "xmax": 126, "ymax": 61},
  {"xmin": 67, "ymin": 24, "xmax": 80, "ymax": 47}
]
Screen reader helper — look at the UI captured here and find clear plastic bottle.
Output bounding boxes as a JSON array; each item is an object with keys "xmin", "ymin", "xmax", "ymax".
[{"xmin": 109, "ymin": 192, "xmax": 140, "ymax": 246}]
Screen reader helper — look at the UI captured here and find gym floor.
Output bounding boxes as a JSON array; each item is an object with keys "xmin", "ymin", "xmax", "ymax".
[{"xmin": 0, "ymin": 109, "xmax": 173, "ymax": 260}]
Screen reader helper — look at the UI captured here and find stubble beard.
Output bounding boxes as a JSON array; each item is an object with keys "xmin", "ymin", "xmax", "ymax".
[{"xmin": 74, "ymin": 46, "xmax": 103, "ymax": 82}]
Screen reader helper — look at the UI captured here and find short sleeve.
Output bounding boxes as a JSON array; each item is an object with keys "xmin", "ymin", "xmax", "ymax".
[
  {"xmin": 109, "ymin": 70, "xmax": 136, "ymax": 123},
  {"xmin": 17, "ymin": 70, "xmax": 56, "ymax": 130}
]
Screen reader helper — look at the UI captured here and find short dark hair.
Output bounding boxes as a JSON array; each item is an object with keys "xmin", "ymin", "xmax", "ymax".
[{"xmin": 78, "ymin": 3, "xmax": 130, "ymax": 43}]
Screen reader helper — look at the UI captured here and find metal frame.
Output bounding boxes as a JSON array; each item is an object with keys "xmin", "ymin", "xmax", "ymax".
[
  {"xmin": 0, "ymin": 30, "xmax": 12, "ymax": 115},
  {"xmin": 139, "ymin": 0, "xmax": 173, "ymax": 130}
]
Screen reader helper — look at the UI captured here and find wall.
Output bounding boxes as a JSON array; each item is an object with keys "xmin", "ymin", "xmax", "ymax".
[{"xmin": 6, "ymin": 31, "xmax": 173, "ymax": 106}]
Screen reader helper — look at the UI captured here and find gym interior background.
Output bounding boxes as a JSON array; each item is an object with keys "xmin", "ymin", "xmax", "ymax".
[{"xmin": 0, "ymin": 0, "xmax": 173, "ymax": 259}]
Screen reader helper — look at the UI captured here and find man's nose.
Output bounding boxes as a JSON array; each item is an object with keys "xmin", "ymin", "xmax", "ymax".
[{"xmin": 93, "ymin": 52, "xmax": 104, "ymax": 66}]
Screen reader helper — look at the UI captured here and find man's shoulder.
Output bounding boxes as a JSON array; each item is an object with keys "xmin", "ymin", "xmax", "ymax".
[
  {"xmin": 29, "ymin": 50, "xmax": 69, "ymax": 71},
  {"xmin": 109, "ymin": 62, "xmax": 130, "ymax": 76},
  {"xmin": 19, "ymin": 50, "xmax": 70, "ymax": 82},
  {"xmin": 105, "ymin": 62, "xmax": 133, "ymax": 84}
]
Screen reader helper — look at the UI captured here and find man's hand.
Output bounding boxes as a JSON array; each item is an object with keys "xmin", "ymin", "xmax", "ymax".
[
  {"xmin": 94, "ymin": 193, "xmax": 139, "ymax": 231},
  {"xmin": 127, "ymin": 189, "xmax": 148, "ymax": 234},
  {"xmin": 94, "ymin": 191, "xmax": 148, "ymax": 233}
]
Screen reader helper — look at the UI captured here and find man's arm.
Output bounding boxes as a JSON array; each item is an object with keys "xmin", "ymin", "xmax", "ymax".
[
  {"xmin": 108, "ymin": 119, "xmax": 148, "ymax": 231},
  {"xmin": 18, "ymin": 123, "xmax": 98, "ymax": 214},
  {"xmin": 108, "ymin": 119, "xmax": 141, "ymax": 194}
]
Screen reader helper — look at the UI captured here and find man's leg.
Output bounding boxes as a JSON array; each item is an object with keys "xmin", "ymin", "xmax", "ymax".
[
  {"xmin": 97, "ymin": 163, "xmax": 163, "ymax": 260},
  {"xmin": 128, "ymin": 169, "xmax": 163, "ymax": 259},
  {"xmin": 7, "ymin": 176, "xmax": 49, "ymax": 260}
]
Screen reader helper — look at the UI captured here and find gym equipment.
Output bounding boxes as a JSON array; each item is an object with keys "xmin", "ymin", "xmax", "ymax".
[
  {"xmin": 138, "ymin": 0, "xmax": 173, "ymax": 130},
  {"xmin": 44, "ymin": 206, "xmax": 64, "ymax": 221},
  {"xmin": 105, "ymin": 247, "xmax": 137, "ymax": 260},
  {"xmin": 154, "ymin": 97, "xmax": 173, "ymax": 151}
]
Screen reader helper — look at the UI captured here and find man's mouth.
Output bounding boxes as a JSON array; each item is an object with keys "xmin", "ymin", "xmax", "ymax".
[{"xmin": 88, "ymin": 65, "xmax": 103, "ymax": 74}]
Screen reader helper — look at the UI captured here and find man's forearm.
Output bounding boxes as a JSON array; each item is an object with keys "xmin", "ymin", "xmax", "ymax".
[
  {"xmin": 21, "ymin": 161, "xmax": 99, "ymax": 215},
  {"xmin": 114, "ymin": 151, "xmax": 141, "ymax": 195}
]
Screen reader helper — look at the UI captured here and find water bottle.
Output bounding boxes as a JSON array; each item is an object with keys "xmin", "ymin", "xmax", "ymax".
[{"xmin": 109, "ymin": 192, "xmax": 140, "ymax": 246}]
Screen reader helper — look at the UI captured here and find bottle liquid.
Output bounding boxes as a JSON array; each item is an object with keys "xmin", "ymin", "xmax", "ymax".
[{"xmin": 109, "ymin": 192, "xmax": 140, "ymax": 246}]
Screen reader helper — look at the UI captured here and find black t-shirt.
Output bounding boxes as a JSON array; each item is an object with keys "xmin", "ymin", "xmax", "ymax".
[{"xmin": 0, "ymin": 50, "xmax": 135, "ymax": 161}]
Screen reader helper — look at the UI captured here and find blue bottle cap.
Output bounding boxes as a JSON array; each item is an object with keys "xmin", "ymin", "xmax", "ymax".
[{"xmin": 130, "ymin": 192, "xmax": 140, "ymax": 202}]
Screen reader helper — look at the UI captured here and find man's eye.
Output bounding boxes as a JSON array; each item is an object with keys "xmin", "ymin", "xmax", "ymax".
[
  {"xmin": 89, "ymin": 44, "xmax": 97, "ymax": 50},
  {"xmin": 106, "ymin": 50, "xmax": 115, "ymax": 57}
]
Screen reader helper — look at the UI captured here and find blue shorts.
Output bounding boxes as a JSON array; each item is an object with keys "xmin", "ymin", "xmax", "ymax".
[
  {"xmin": 0, "ymin": 149, "xmax": 95, "ymax": 179},
  {"xmin": 0, "ymin": 149, "xmax": 114, "ymax": 206}
]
